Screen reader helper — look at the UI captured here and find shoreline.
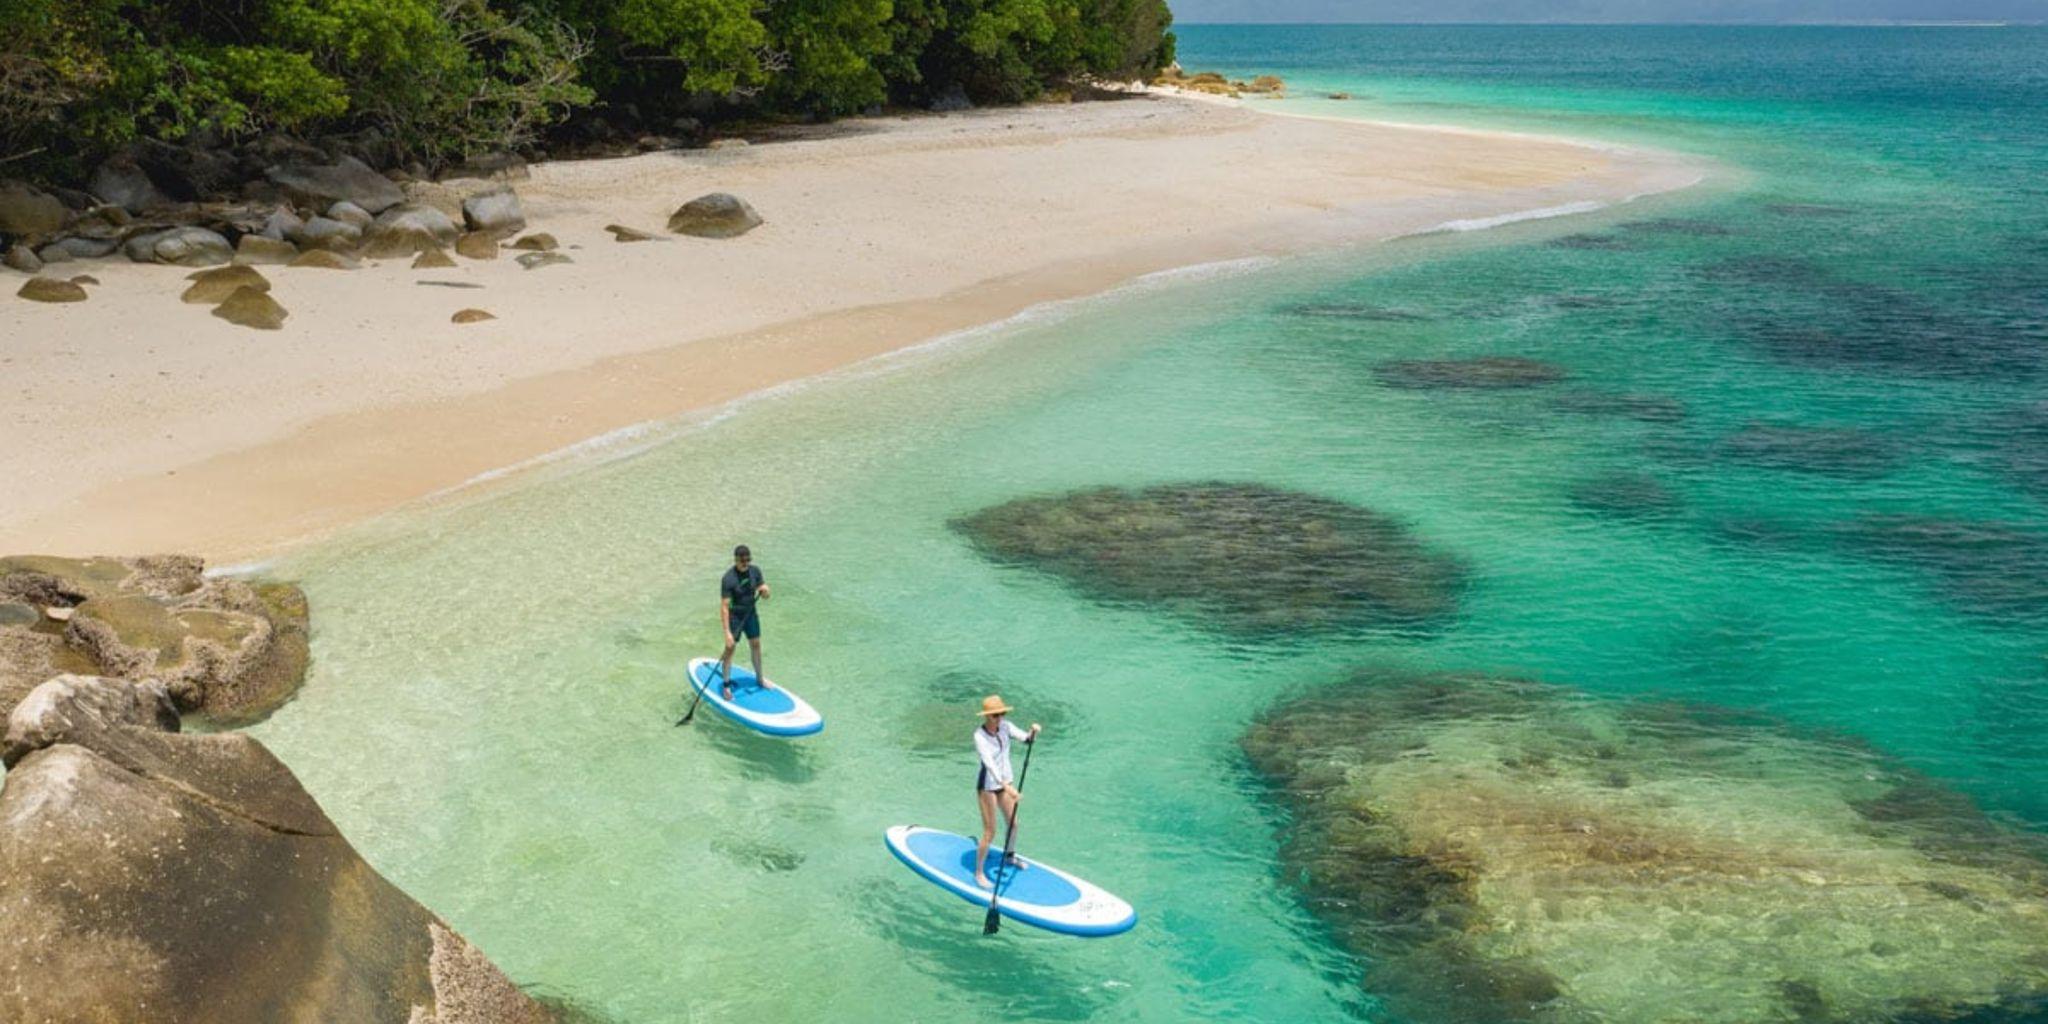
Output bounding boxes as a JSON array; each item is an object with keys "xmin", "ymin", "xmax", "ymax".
[{"xmin": 0, "ymin": 94, "xmax": 1707, "ymax": 562}]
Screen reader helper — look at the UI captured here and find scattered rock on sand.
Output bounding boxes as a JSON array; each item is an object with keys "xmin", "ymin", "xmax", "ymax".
[
  {"xmin": 289, "ymin": 248, "xmax": 360, "ymax": 270},
  {"xmin": 452, "ymin": 308, "xmax": 496, "ymax": 323},
  {"xmin": 462, "ymin": 188, "xmax": 526, "ymax": 237},
  {"xmin": 0, "ymin": 674, "xmax": 554, "ymax": 1024},
  {"xmin": 413, "ymin": 246, "xmax": 457, "ymax": 269},
  {"xmin": 181, "ymin": 264, "xmax": 271, "ymax": 304},
  {"xmin": 1244, "ymin": 670, "xmax": 2048, "ymax": 1024},
  {"xmin": 418, "ymin": 280, "xmax": 484, "ymax": 289},
  {"xmin": 363, "ymin": 203, "xmax": 460, "ymax": 257},
  {"xmin": 455, "ymin": 231, "xmax": 500, "ymax": 260},
  {"xmin": 509, "ymin": 231, "xmax": 558, "ymax": 252},
  {"xmin": 668, "ymin": 192, "xmax": 762, "ymax": 238},
  {"xmin": 955, "ymin": 482, "xmax": 1464, "ymax": 638},
  {"xmin": 122, "ymin": 225, "xmax": 234, "ymax": 267},
  {"xmin": 0, "ymin": 555, "xmax": 308, "ymax": 724},
  {"xmin": 604, "ymin": 223, "xmax": 662, "ymax": 242},
  {"xmin": 3, "ymin": 244, "xmax": 40, "ymax": 274},
  {"xmin": 0, "ymin": 181, "xmax": 67, "ymax": 239},
  {"xmin": 69, "ymin": 274, "xmax": 98, "ymax": 286},
  {"xmin": 15, "ymin": 276, "xmax": 86, "ymax": 303},
  {"xmin": 516, "ymin": 250, "xmax": 571, "ymax": 270},
  {"xmin": 1375, "ymin": 356, "xmax": 1568, "ymax": 390},
  {"xmin": 266, "ymin": 154, "xmax": 404, "ymax": 214},
  {"xmin": 213, "ymin": 285, "xmax": 289, "ymax": 329},
  {"xmin": 235, "ymin": 233, "xmax": 299, "ymax": 264}
]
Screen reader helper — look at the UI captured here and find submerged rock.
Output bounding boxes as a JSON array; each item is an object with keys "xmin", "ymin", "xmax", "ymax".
[
  {"xmin": 1548, "ymin": 389, "xmax": 1688, "ymax": 423},
  {"xmin": 0, "ymin": 555, "xmax": 309, "ymax": 725},
  {"xmin": 1619, "ymin": 217, "xmax": 1734, "ymax": 236},
  {"xmin": 1243, "ymin": 670, "xmax": 2048, "ymax": 1024},
  {"xmin": 1375, "ymin": 357, "xmax": 1567, "ymax": 391},
  {"xmin": 1719, "ymin": 422, "xmax": 1900, "ymax": 478},
  {"xmin": 1567, "ymin": 471, "xmax": 1681, "ymax": 520},
  {"xmin": 1283, "ymin": 302, "xmax": 1431, "ymax": 322},
  {"xmin": 0, "ymin": 674, "xmax": 552, "ymax": 1024},
  {"xmin": 1989, "ymin": 402, "xmax": 2048, "ymax": 502},
  {"xmin": 1831, "ymin": 515, "xmax": 2048, "ymax": 626},
  {"xmin": 667, "ymin": 193, "xmax": 762, "ymax": 238},
  {"xmin": 953, "ymin": 482, "xmax": 1463, "ymax": 637},
  {"xmin": 897, "ymin": 670, "xmax": 1080, "ymax": 760},
  {"xmin": 1547, "ymin": 232, "xmax": 1635, "ymax": 251}
]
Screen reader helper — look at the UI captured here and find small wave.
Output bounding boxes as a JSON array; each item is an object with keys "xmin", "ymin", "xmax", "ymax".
[{"xmin": 1421, "ymin": 200, "xmax": 1609, "ymax": 234}]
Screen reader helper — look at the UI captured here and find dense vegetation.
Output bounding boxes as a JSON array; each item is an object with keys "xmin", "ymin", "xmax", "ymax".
[{"xmin": 0, "ymin": 0, "xmax": 1174, "ymax": 180}]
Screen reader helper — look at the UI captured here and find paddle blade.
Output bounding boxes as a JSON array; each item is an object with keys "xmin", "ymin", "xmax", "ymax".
[{"xmin": 983, "ymin": 902, "xmax": 1002, "ymax": 935}]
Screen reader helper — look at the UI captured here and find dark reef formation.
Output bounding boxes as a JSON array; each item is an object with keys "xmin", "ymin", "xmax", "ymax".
[
  {"xmin": 1374, "ymin": 357, "xmax": 1568, "ymax": 391},
  {"xmin": 1243, "ymin": 670, "xmax": 2048, "ymax": 1024},
  {"xmin": 954, "ymin": 483, "xmax": 1464, "ymax": 638}
]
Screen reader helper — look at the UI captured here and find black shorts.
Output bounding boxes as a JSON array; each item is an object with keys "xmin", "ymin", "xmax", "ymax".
[{"xmin": 727, "ymin": 610, "xmax": 760, "ymax": 640}]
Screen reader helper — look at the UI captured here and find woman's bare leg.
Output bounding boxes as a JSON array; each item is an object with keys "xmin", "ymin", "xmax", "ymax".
[{"xmin": 975, "ymin": 790, "xmax": 999, "ymax": 887}]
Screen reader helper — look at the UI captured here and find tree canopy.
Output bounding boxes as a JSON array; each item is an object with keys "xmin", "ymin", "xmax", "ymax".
[{"xmin": 0, "ymin": 0, "xmax": 1175, "ymax": 179}]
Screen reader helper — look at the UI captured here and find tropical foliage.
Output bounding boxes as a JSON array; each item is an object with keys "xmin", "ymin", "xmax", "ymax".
[{"xmin": 0, "ymin": 0, "xmax": 1174, "ymax": 178}]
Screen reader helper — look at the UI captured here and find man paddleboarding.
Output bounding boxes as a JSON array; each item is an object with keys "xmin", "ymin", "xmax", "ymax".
[
  {"xmin": 718, "ymin": 545, "xmax": 771, "ymax": 700},
  {"xmin": 973, "ymin": 694, "xmax": 1040, "ymax": 890}
]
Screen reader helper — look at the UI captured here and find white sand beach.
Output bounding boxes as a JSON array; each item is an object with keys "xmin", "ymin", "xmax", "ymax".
[{"xmin": 0, "ymin": 94, "xmax": 1701, "ymax": 559}]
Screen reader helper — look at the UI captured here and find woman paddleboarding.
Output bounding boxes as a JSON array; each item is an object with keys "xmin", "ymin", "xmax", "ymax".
[{"xmin": 973, "ymin": 694, "xmax": 1040, "ymax": 890}]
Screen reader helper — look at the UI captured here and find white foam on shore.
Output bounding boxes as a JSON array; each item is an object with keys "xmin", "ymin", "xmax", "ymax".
[{"xmin": 1421, "ymin": 200, "xmax": 1610, "ymax": 234}]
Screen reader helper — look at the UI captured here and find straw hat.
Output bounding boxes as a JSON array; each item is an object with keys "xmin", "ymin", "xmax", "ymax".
[{"xmin": 978, "ymin": 695, "xmax": 1014, "ymax": 718}]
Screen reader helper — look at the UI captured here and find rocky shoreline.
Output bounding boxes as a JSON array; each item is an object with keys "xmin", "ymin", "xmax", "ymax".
[
  {"xmin": 3, "ymin": 143, "xmax": 761, "ymax": 326},
  {"xmin": 0, "ymin": 557, "xmax": 560, "ymax": 1023}
]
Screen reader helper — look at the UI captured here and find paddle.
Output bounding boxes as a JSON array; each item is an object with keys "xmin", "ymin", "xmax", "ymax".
[
  {"xmin": 674, "ymin": 658, "xmax": 714, "ymax": 726},
  {"xmin": 983, "ymin": 733, "xmax": 1036, "ymax": 935}
]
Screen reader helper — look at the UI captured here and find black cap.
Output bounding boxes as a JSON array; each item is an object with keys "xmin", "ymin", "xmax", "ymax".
[{"xmin": 734, "ymin": 544, "xmax": 751, "ymax": 558}]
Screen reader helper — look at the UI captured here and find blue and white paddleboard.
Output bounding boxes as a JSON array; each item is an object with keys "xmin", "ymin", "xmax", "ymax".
[
  {"xmin": 884, "ymin": 824, "xmax": 1137, "ymax": 937},
  {"xmin": 686, "ymin": 657, "xmax": 823, "ymax": 737}
]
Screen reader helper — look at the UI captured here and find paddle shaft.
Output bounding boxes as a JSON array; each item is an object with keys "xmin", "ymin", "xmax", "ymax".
[
  {"xmin": 676, "ymin": 617, "xmax": 736, "ymax": 726},
  {"xmin": 983, "ymin": 735, "xmax": 1035, "ymax": 935}
]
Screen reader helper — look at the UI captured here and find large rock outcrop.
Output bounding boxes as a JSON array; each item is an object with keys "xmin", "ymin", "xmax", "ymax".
[
  {"xmin": 0, "ymin": 556, "xmax": 308, "ymax": 726},
  {"xmin": 1243, "ymin": 670, "xmax": 2048, "ymax": 1024},
  {"xmin": 265, "ymin": 156, "xmax": 404, "ymax": 215},
  {"xmin": 954, "ymin": 482, "xmax": 1463, "ymax": 638},
  {"xmin": 0, "ymin": 674, "xmax": 553, "ymax": 1024}
]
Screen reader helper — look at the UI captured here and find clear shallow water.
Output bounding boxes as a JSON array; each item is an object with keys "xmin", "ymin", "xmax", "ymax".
[{"xmin": 251, "ymin": 27, "xmax": 2048, "ymax": 1024}]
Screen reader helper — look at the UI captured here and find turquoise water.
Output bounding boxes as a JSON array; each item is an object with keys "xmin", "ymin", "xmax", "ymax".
[{"xmin": 250, "ymin": 27, "xmax": 2048, "ymax": 1024}]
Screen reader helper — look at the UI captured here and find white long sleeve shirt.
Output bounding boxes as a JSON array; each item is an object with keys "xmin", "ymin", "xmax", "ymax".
[{"xmin": 973, "ymin": 718, "xmax": 1031, "ymax": 790}]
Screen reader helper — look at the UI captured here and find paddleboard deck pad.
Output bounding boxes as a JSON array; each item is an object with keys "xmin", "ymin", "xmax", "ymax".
[
  {"xmin": 884, "ymin": 824, "xmax": 1137, "ymax": 937},
  {"xmin": 686, "ymin": 657, "xmax": 823, "ymax": 737}
]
